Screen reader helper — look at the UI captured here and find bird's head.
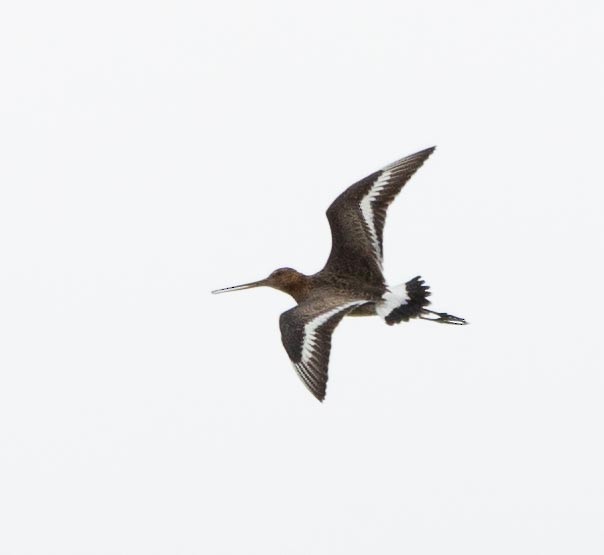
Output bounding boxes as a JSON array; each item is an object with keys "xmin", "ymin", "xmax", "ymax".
[{"xmin": 212, "ymin": 267, "xmax": 308, "ymax": 299}]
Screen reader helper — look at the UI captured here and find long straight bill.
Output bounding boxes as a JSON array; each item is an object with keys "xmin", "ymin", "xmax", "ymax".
[{"xmin": 211, "ymin": 279, "xmax": 266, "ymax": 294}]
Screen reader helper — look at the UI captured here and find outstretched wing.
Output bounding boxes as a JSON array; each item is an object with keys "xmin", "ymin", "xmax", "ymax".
[
  {"xmin": 323, "ymin": 147, "xmax": 436, "ymax": 286},
  {"xmin": 279, "ymin": 296, "xmax": 368, "ymax": 401}
]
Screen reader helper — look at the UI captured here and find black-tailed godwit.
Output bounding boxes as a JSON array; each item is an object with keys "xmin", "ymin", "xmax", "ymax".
[{"xmin": 212, "ymin": 147, "xmax": 466, "ymax": 401}]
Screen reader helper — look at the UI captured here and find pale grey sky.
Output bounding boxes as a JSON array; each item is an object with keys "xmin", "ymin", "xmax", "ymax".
[{"xmin": 1, "ymin": 1, "xmax": 603, "ymax": 554}]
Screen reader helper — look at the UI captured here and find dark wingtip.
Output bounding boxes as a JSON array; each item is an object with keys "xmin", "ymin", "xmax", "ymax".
[
  {"xmin": 387, "ymin": 146, "xmax": 437, "ymax": 173},
  {"xmin": 419, "ymin": 145, "xmax": 436, "ymax": 158}
]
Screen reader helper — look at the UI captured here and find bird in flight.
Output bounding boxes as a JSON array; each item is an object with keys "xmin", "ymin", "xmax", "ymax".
[{"xmin": 212, "ymin": 147, "xmax": 466, "ymax": 401}]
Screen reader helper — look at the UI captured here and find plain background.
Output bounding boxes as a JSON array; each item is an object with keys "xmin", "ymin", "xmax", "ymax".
[{"xmin": 1, "ymin": 1, "xmax": 603, "ymax": 554}]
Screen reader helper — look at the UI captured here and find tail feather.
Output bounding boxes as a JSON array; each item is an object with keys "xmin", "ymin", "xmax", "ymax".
[{"xmin": 379, "ymin": 276, "xmax": 432, "ymax": 326}]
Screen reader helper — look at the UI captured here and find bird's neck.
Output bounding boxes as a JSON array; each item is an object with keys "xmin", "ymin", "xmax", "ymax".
[{"xmin": 278, "ymin": 273, "xmax": 313, "ymax": 303}]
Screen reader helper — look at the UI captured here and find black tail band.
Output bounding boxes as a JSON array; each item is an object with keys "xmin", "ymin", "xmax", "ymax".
[{"xmin": 384, "ymin": 276, "xmax": 431, "ymax": 326}]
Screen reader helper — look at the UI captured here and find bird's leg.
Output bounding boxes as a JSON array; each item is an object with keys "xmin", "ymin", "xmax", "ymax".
[{"xmin": 420, "ymin": 309, "xmax": 468, "ymax": 325}]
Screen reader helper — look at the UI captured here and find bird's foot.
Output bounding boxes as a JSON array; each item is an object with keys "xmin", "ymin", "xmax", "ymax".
[{"xmin": 420, "ymin": 309, "xmax": 468, "ymax": 325}]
